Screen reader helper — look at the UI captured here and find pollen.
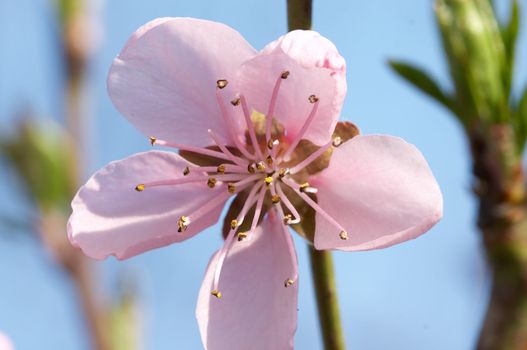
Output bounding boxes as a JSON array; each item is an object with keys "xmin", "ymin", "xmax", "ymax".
[
  {"xmin": 264, "ymin": 176, "xmax": 273, "ymax": 186},
  {"xmin": 227, "ymin": 183, "xmax": 236, "ymax": 193},
  {"xmin": 230, "ymin": 219, "xmax": 238, "ymax": 230},
  {"xmin": 299, "ymin": 183, "xmax": 310, "ymax": 193},
  {"xmin": 339, "ymin": 230, "xmax": 349, "ymax": 240},
  {"xmin": 230, "ymin": 97, "xmax": 241, "ymax": 106},
  {"xmin": 281, "ymin": 70, "xmax": 290, "ymax": 79},
  {"xmin": 283, "ymin": 214, "xmax": 292, "ymax": 225},
  {"xmin": 332, "ymin": 136, "xmax": 342, "ymax": 147},
  {"xmin": 149, "ymin": 136, "xmax": 156, "ymax": 146},
  {"xmin": 308, "ymin": 94, "xmax": 319, "ymax": 103},
  {"xmin": 256, "ymin": 161, "xmax": 266, "ymax": 171},
  {"xmin": 284, "ymin": 278, "xmax": 295, "ymax": 288},
  {"xmin": 211, "ymin": 290, "xmax": 223, "ymax": 299},
  {"xmin": 178, "ymin": 216, "xmax": 189, "ymax": 233},
  {"xmin": 278, "ymin": 168, "xmax": 290, "ymax": 178},
  {"xmin": 237, "ymin": 231, "xmax": 248, "ymax": 241},
  {"xmin": 265, "ymin": 155, "xmax": 273, "ymax": 166},
  {"xmin": 217, "ymin": 165, "xmax": 225, "ymax": 174},
  {"xmin": 216, "ymin": 79, "xmax": 228, "ymax": 89},
  {"xmin": 271, "ymin": 195, "xmax": 281, "ymax": 204},
  {"xmin": 135, "ymin": 184, "xmax": 145, "ymax": 192},
  {"xmin": 183, "ymin": 166, "xmax": 190, "ymax": 176},
  {"xmin": 207, "ymin": 178, "xmax": 217, "ymax": 188}
]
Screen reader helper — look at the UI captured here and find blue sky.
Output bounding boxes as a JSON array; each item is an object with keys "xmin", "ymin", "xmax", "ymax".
[{"xmin": 1, "ymin": 0, "xmax": 526, "ymax": 349}]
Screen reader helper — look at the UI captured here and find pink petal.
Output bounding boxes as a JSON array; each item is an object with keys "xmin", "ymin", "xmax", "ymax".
[
  {"xmin": 68, "ymin": 151, "xmax": 227, "ymax": 260},
  {"xmin": 237, "ymin": 30, "xmax": 346, "ymax": 145},
  {"xmin": 108, "ymin": 18, "xmax": 257, "ymax": 147},
  {"xmin": 310, "ymin": 135, "xmax": 443, "ymax": 251},
  {"xmin": 0, "ymin": 332, "xmax": 13, "ymax": 350},
  {"xmin": 196, "ymin": 215, "xmax": 298, "ymax": 350}
]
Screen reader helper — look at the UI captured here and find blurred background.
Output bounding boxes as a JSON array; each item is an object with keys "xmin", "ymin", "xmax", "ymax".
[{"xmin": 1, "ymin": 0, "xmax": 526, "ymax": 349}]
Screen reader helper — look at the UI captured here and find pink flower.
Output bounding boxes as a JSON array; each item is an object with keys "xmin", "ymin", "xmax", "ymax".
[
  {"xmin": 68, "ymin": 18, "xmax": 442, "ymax": 349},
  {"xmin": 0, "ymin": 332, "xmax": 14, "ymax": 350}
]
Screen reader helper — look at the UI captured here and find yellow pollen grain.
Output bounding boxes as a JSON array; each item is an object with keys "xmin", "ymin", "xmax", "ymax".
[
  {"xmin": 178, "ymin": 216, "xmax": 189, "ymax": 233},
  {"xmin": 278, "ymin": 168, "xmax": 289, "ymax": 178},
  {"xmin": 135, "ymin": 184, "xmax": 145, "ymax": 192},
  {"xmin": 256, "ymin": 162, "xmax": 266, "ymax": 171},
  {"xmin": 216, "ymin": 79, "xmax": 228, "ymax": 89},
  {"xmin": 230, "ymin": 219, "xmax": 238, "ymax": 230},
  {"xmin": 211, "ymin": 290, "xmax": 222, "ymax": 299},
  {"xmin": 264, "ymin": 176, "xmax": 273, "ymax": 186},
  {"xmin": 207, "ymin": 178, "xmax": 217, "ymax": 188},
  {"xmin": 227, "ymin": 183, "xmax": 236, "ymax": 193},
  {"xmin": 237, "ymin": 232, "xmax": 248, "ymax": 241},
  {"xmin": 217, "ymin": 165, "xmax": 225, "ymax": 174},
  {"xmin": 271, "ymin": 195, "xmax": 281, "ymax": 204},
  {"xmin": 299, "ymin": 183, "xmax": 310, "ymax": 193}
]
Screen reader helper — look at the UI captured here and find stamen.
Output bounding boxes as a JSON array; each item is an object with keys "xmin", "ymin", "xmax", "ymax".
[
  {"xmin": 183, "ymin": 166, "xmax": 191, "ymax": 176},
  {"xmin": 237, "ymin": 231, "xmax": 248, "ymax": 241},
  {"xmin": 134, "ymin": 175, "xmax": 212, "ymax": 191},
  {"xmin": 216, "ymin": 79, "xmax": 228, "ymax": 89},
  {"xmin": 266, "ymin": 155, "xmax": 274, "ymax": 166},
  {"xmin": 284, "ymin": 279, "xmax": 295, "ymax": 288},
  {"xmin": 247, "ymin": 163, "xmax": 257, "ymax": 174},
  {"xmin": 149, "ymin": 136, "xmax": 156, "ymax": 146},
  {"xmin": 339, "ymin": 231, "xmax": 349, "ymax": 240},
  {"xmin": 256, "ymin": 161, "xmax": 266, "ymax": 171},
  {"xmin": 271, "ymin": 194, "xmax": 281, "ymax": 204},
  {"xmin": 281, "ymin": 70, "xmax": 290, "ymax": 79},
  {"xmin": 135, "ymin": 184, "xmax": 145, "ymax": 192},
  {"xmin": 290, "ymin": 140, "xmax": 332, "ymax": 175},
  {"xmin": 282, "ymin": 177, "xmax": 349, "ymax": 237},
  {"xmin": 308, "ymin": 94, "xmax": 319, "ymax": 103},
  {"xmin": 264, "ymin": 176, "xmax": 273, "ymax": 186},
  {"xmin": 268, "ymin": 206, "xmax": 299, "ymax": 287},
  {"xmin": 231, "ymin": 173, "xmax": 262, "ymax": 188},
  {"xmin": 217, "ymin": 165, "xmax": 225, "ymax": 174},
  {"xmin": 152, "ymin": 138, "xmax": 237, "ymax": 163},
  {"xmin": 299, "ymin": 182, "xmax": 318, "ymax": 194},
  {"xmin": 249, "ymin": 185, "xmax": 267, "ymax": 232},
  {"xmin": 208, "ymin": 129, "xmax": 249, "ymax": 167},
  {"xmin": 239, "ymin": 95, "xmax": 264, "ymax": 160},
  {"xmin": 281, "ymin": 97, "xmax": 320, "ymax": 161},
  {"xmin": 215, "ymin": 89, "xmax": 255, "ymax": 160},
  {"xmin": 211, "ymin": 290, "xmax": 223, "ymax": 298},
  {"xmin": 332, "ymin": 136, "xmax": 342, "ymax": 147},
  {"xmin": 230, "ymin": 97, "xmax": 241, "ymax": 106},
  {"xmin": 278, "ymin": 168, "xmax": 290, "ymax": 178},
  {"xmin": 283, "ymin": 214, "xmax": 293, "ymax": 225},
  {"xmin": 266, "ymin": 73, "xmax": 287, "ymax": 144},
  {"xmin": 178, "ymin": 216, "xmax": 190, "ymax": 233},
  {"xmin": 227, "ymin": 183, "xmax": 236, "ymax": 193},
  {"xmin": 230, "ymin": 219, "xmax": 238, "ymax": 230},
  {"xmin": 207, "ymin": 178, "xmax": 217, "ymax": 188},
  {"xmin": 275, "ymin": 182, "xmax": 301, "ymax": 224}
]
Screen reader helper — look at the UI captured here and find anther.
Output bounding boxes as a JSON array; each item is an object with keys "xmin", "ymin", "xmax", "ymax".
[
  {"xmin": 183, "ymin": 166, "xmax": 190, "ymax": 176},
  {"xmin": 299, "ymin": 183, "xmax": 310, "ymax": 193},
  {"xmin": 283, "ymin": 214, "xmax": 293, "ymax": 225},
  {"xmin": 281, "ymin": 71, "xmax": 290, "ymax": 79},
  {"xmin": 135, "ymin": 184, "xmax": 145, "ymax": 192},
  {"xmin": 207, "ymin": 178, "xmax": 217, "ymax": 188},
  {"xmin": 237, "ymin": 232, "xmax": 248, "ymax": 241},
  {"xmin": 266, "ymin": 155, "xmax": 274, "ymax": 166},
  {"xmin": 149, "ymin": 136, "xmax": 156, "ymax": 146},
  {"xmin": 216, "ymin": 79, "xmax": 228, "ymax": 89},
  {"xmin": 178, "ymin": 216, "xmax": 190, "ymax": 233},
  {"xmin": 308, "ymin": 94, "xmax": 319, "ymax": 103},
  {"xmin": 230, "ymin": 97, "xmax": 241, "ymax": 106},
  {"xmin": 339, "ymin": 230, "xmax": 349, "ymax": 240},
  {"xmin": 230, "ymin": 219, "xmax": 238, "ymax": 230},
  {"xmin": 217, "ymin": 165, "xmax": 225, "ymax": 174},
  {"xmin": 284, "ymin": 278, "xmax": 295, "ymax": 288},
  {"xmin": 264, "ymin": 176, "xmax": 273, "ymax": 186},
  {"xmin": 332, "ymin": 136, "xmax": 342, "ymax": 147},
  {"xmin": 278, "ymin": 168, "xmax": 290, "ymax": 178},
  {"xmin": 271, "ymin": 195, "xmax": 281, "ymax": 204},
  {"xmin": 211, "ymin": 290, "xmax": 223, "ymax": 299},
  {"xmin": 227, "ymin": 183, "xmax": 236, "ymax": 193},
  {"xmin": 256, "ymin": 162, "xmax": 266, "ymax": 171},
  {"xmin": 247, "ymin": 163, "xmax": 256, "ymax": 174},
  {"xmin": 267, "ymin": 139, "xmax": 279, "ymax": 150}
]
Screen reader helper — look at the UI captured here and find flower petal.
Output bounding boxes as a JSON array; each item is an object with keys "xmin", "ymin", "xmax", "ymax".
[
  {"xmin": 310, "ymin": 135, "xmax": 442, "ymax": 251},
  {"xmin": 68, "ymin": 151, "xmax": 227, "ymax": 260},
  {"xmin": 237, "ymin": 30, "xmax": 346, "ymax": 145},
  {"xmin": 196, "ymin": 215, "xmax": 298, "ymax": 350},
  {"xmin": 108, "ymin": 18, "xmax": 257, "ymax": 147},
  {"xmin": 0, "ymin": 332, "xmax": 13, "ymax": 350}
]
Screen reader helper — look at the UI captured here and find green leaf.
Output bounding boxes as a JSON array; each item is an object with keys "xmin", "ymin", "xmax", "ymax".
[{"xmin": 389, "ymin": 60, "xmax": 455, "ymax": 114}]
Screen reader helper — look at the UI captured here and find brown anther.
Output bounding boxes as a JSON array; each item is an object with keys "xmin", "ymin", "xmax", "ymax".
[
  {"xmin": 284, "ymin": 278, "xmax": 295, "ymax": 288},
  {"xmin": 227, "ymin": 183, "xmax": 236, "ymax": 193},
  {"xmin": 267, "ymin": 139, "xmax": 275, "ymax": 150},
  {"xmin": 216, "ymin": 79, "xmax": 228, "ymax": 89},
  {"xmin": 149, "ymin": 136, "xmax": 156, "ymax": 146},
  {"xmin": 283, "ymin": 214, "xmax": 293, "ymax": 225},
  {"xmin": 211, "ymin": 290, "xmax": 222, "ymax": 299},
  {"xmin": 308, "ymin": 94, "xmax": 319, "ymax": 103},
  {"xmin": 256, "ymin": 162, "xmax": 266, "ymax": 171},
  {"xmin": 264, "ymin": 176, "xmax": 273, "ymax": 186},
  {"xmin": 237, "ymin": 232, "xmax": 248, "ymax": 241},
  {"xmin": 278, "ymin": 168, "xmax": 290, "ymax": 178},
  {"xmin": 183, "ymin": 166, "xmax": 190, "ymax": 176},
  {"xmin": 271, "ymin": 195, "xmax": 281, "ymax": 204},
  {"xmin": 217, "ymin": 165, "xmax": 225, "ymax": 174},
  {"xmin": 281, "ymin": 71, "xmax": 290, "ymax": 79},
  {"xmin": 135, "ymin": 184, "xmax": 145, "ymax": 192},
  {"xmin": 266, "ymin": 155, "xmax": 274, "ymax": 166},
  {"xmin": 230, "ymin": 97, "xmax": 241, "ymax": 106},
  {"xmin": 230, "ymin": 219, "xmax": 238, "ymax": 230},
  {"xmin": 207, "ymin": 178, "xmax": 217, "ymax": 188},
  {"xmin": 332, "ymin": 136, "xmax": 342, "ymax": 147},
  {"xmin": 299, "ymin": 183, "xmax": 310, "ymax": 193},
  {"xmin": 247, "ymin": 163, "xmax": 256, "ymax": 174},
  {"xmin": 178, "ymin": 216, "xmax": 189, "ymax": 233},
  {"xmin": 339, "ymin": 230, "xmax": 349, "ymax": 240}
]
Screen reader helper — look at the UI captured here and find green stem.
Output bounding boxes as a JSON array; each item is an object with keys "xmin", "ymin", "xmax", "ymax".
[
  {"xmin": 287, "ymin": 0, "xmax": 312, "ymax": 32},
  {"xmin": 308, "ymin": 247, "xmax": 346, "ymax": 350}
]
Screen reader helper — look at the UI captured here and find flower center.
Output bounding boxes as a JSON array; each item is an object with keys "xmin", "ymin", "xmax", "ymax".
[{"xmin": 135, "ymin": 72, "xmax": 348, "ymax": 298}]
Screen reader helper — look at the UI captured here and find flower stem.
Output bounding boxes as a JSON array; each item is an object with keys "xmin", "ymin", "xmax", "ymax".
[{"xmin": 308, "ymin": 247, "xmax": 346, "ymax": 350}]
